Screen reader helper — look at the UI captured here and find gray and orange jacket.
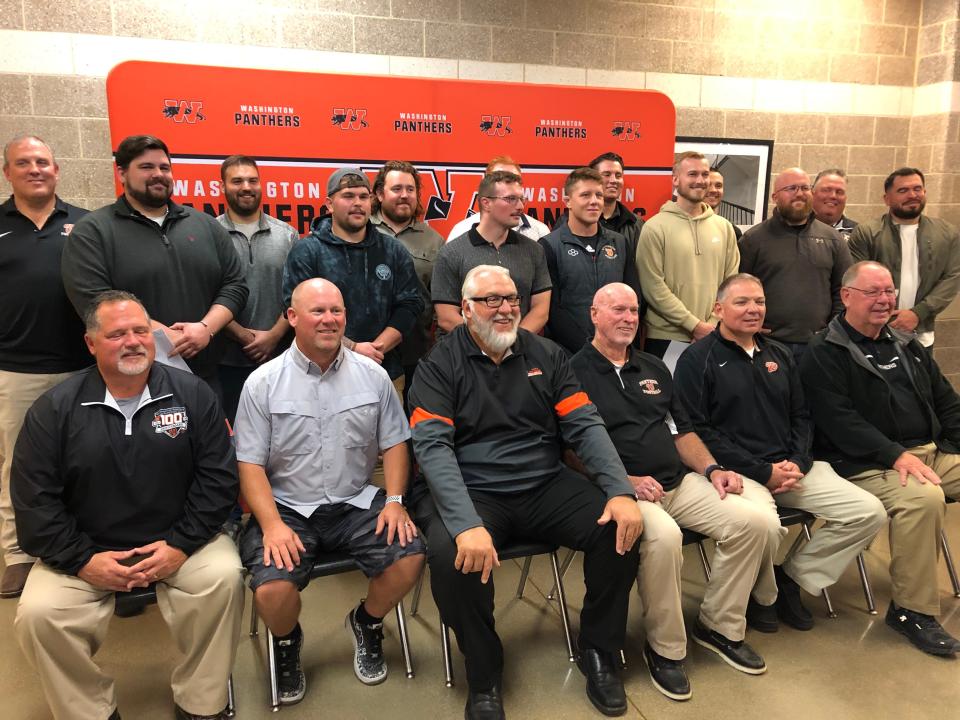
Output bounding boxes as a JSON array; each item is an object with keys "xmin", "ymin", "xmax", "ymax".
[{"xmin": 408, "ymin": 324, "xmax": 633, "ymax": 539}]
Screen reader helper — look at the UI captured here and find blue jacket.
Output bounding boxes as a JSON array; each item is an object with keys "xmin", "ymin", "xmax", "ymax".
[{"xmin": 282, "ymin": 218, "xmax": 423, "ymax": 380}]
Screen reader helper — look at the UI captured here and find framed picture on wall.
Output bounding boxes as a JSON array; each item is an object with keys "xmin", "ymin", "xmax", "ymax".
[{"xmin": 675, "ymin": 137, "xmax": 774, "ymax": 231}]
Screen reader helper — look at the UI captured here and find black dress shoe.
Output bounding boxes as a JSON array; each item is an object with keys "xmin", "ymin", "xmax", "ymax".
[
  {"xmin": 774, "ymin": 565, "xmax": 814, "ymax": 631},
  {"xmin": 642, "ymin": 643, "xmax": 691, "ymax": 701},
  {"xmin": 577, "ymin": 648, "xmax": 628, "ymax": 716},
  {"xmin": 108, "ymin": 710, "xmax": 121, "ymax": 720},
  {"xmin": 465, "ymin": 685, "xmax": 505, "ymax": 720},
  {"xmin": 691, "ymin": 619, "xmax": 767, "ymax": 675},
  {"xmin": 174, "ymin": 704, "xmax": 226, "ymax": 720},
  {"xmin": 885, "ymin": 602, "xmax": 960, "ymax": 657},
  {"xmin": 745, "ymin": 596, "xmax": 779, "ymax": 633}
]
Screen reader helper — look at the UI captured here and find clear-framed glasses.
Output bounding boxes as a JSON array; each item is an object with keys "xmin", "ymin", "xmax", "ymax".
[
  {"xmin": 469, "ymin": 294, "xmax": 522, "ymax": 308},
  {"xmin": 485, "ymin": 195, "xmax": 525, "ymax": 205},
  {"xmin": 844, "ymin": 286, "xmax": 898, "ymax": 299},
  {"xmin": 775, "ymin": 184, "xmax": 812, "ymax": 195}
]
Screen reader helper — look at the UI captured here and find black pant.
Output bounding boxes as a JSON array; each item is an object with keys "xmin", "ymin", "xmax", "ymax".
[
  {"xmin": 642, "ymin": 338, "xmax": 670, "ymax": 358},
  {"xmin": 413, "ymin": 467, "xmax": 640, "ymax": 691},
  {"xmin": 217, "ymin": 364, "xmax": 255, "ymax": 426}
]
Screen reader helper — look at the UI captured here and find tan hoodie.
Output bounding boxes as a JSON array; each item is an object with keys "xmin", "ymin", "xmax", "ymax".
[{"xmin": 636, "ymin": 200, "xmax": 739, "ymax": 341}]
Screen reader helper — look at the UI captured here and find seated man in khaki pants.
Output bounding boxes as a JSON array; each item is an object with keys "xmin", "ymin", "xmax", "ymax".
[
  {"xmin": 802, "ymin": 260, "xmax": 960, "ymax": 657},
  {"xmin": 12, "ymin": 291, "xmax": 244, "ymax": 720}
]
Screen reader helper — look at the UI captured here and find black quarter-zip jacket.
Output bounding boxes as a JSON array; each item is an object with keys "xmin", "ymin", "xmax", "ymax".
[
  {"xmin": 61, "ymin": 197, "xmax": 249, "ymax": 379},
  {"xmin": 408, "ymin": 325, "xmax": 633, "ymax": 539},
  {"xmin": 11, "ymin": 363, "xmax": 239, "ymax": 575},
  {"xmin": 674, "ymin": 329, "xmax": 813, "ymax": 483}
]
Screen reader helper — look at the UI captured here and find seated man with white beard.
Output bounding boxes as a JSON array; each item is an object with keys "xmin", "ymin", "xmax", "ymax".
[{"xmin": 408, "ymin": 265, "xmax": 643, "ymax": 720}]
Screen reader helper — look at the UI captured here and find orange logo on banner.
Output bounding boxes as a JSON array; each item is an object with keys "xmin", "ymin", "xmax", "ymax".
[{"xmin": 107, "ymin": 62, "xmax": 676, "ymax": 236}]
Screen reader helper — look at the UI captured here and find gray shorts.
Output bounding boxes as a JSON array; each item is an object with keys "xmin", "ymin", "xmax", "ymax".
[{"xmin": 240, "ymin": 490, "xmax": 425, "ymax": 591}]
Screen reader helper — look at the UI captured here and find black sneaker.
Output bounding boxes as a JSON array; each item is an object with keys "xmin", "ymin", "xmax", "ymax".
[
  {"xmin": 272, "ymin": 624, "xmax": 306, "ymax": 704},
  {"xmin": 577, "ymin": 647, "xmax": 628, "ymax": 716},
  {"xmin": 174, "ymin": 705, "xmax": 226, "ymax": 719},
  {"xmin": 465, "ymin": 685, "xmax": 505, "ymax": 720},
  {"xmin": 691, "ymin": 619, "xmax": 767, "ymax": 675},
  {"xmin": 108, "ymin": 711, "xmax": 121, "ymax": 720},
  {"xmin": 774, "ymin": 565, "xmax": 814, "ymax": 631},
  {"xmin": 346, "ymin": 603, "xmax": 388, "ymax": 685},
  {"xmin": 745, "ymin": 596, "xmax": 779, "ymax": 633},
  {"xmin": 885, "ymin": 602, "xmax": 960, "ymax": 657},
  {"xmin": 642, "ymin": 642, "xmax": 691, "ymax": 701}
]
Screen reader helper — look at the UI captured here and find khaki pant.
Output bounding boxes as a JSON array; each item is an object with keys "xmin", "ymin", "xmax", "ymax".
[
  {"xmin": 372, "ymin": 375, "xmax": 406, "ymax": 490},
  {"xmin": 849, "ymin": 443, "xmax": 960, "ymax": 616},
  {"xmin": 0, "ymin": 368, "xmax": 81, "ymax": 565},
  {"xmin": 775, "ymin": 461, "xmax": 887, "ymax": 594},
  {"xmin": 14, "ymin": 534, "xmax": 244, "ymax": 720},
  {"xmin": 637, "ymin": 473, "xmax": 784, "ymax": 656}
]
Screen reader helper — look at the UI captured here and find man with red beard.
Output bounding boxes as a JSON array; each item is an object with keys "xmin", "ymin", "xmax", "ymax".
[
  {"xmin": 62, "ymin": 135, "xmax": 248, "ymax": 396},
  {"xmin": 849, "ymin": 168, "xmax": 960, "ymax": 348},
  {"xmin": 739, "ymin": 167, "xmax": 851, "ymax": 361},
  {"xmin": 215, "ymin": 155, "xmax": 299, "ymax": 423},
  {"xmin": 12, "ymin": 290, "xmax": 243, "ymax": 720}
]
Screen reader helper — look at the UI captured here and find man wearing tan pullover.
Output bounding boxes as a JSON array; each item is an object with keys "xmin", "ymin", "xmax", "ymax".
[{"xmin": 636, "ymin": 152, "xmax": 740, "ymax": 359}]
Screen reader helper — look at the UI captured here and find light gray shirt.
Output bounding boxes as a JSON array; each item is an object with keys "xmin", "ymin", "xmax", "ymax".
[
  {"xmin": 234, "ymin": 340, "xmax": 410, "ymax": 516},
  {"xmin": 216, "ymin": 212, "xmax": 299, "ymax": 367}
]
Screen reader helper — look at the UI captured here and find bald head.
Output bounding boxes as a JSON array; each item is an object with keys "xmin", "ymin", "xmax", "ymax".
[
  {"xmin": 593, "ymin": 282, "xmax": 637, "ymax": 309},
  {"xmin": 772, "ymin": 167, "xmax": 813, "ymax": 224},
  {"xmin": 288, "ymin": 278, "xmax": 347, "ymax": 364},
  {"xmin": 291, "ymin": 278, "xmax": 343, "ymax": 310}
]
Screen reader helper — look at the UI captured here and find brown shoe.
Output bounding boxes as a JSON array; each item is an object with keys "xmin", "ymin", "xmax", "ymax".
[{"xmin": 0, "ymin": 562, "xmax": 34, "ymax": 598}]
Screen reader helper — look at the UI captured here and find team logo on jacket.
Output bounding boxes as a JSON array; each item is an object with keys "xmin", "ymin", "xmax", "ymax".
[
  {"xmin": 567, "ymin": 248, "xmax": 579, "ymax": 256},
  {"xmin": 61, "ymin": 224, "xmax": 74, "ymax": 236},
  {"xmin": 639, "ymin": 379, "xmax": 661, "ymax": 395},
  {"xmin": 375, "ymin": 264, "xmax": 392, "ymax": 280},
  {"xmin": 765, "ymin": 361, "xmax": 779, "ymax": 373},
  {"xmin": 602, "ymin": 245, "xmax": 617, "ymax": 259},
  {"xmin": 152, "ymin": 407, "xmax": 188, "ymax": 438},
  {"xmin": 527, "ymin": 367, "xmax": 543, "ymax": 377}
]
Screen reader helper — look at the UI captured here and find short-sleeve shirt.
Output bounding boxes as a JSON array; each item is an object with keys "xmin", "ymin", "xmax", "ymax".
[
  {"xmin": 431, "ymin": 226, "xmax": 551, "ymax": 317},
  {"xmin": 234, "ymin": 341, "xmax": 411, "ymax": 516}
]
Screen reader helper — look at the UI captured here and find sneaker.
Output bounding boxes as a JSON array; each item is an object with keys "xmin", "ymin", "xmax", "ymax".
[
  {"xmin": 642, "ymin": 642, "xmax": 691, "ymax": 701},
  {"xmin": 272, "ymin": 624, "xmax": 306, "ymax": 704},
  {"xmin": 774, "ymin": 565, "xmax": 814, "ymax": 631},
  {"xmin": 745, "ymin": 596, "xmax": 779, "ymax": 633},
  {"xmin": 691, "ymin": 619, "xmax": 767, "ymax": 675},
  {"xmin": 885, "ymin": 602, "xmax": 960, "ymax": 657},
  {"xmin": 346, "ymin": 603, "xmax": 388, "ymax": 685}
]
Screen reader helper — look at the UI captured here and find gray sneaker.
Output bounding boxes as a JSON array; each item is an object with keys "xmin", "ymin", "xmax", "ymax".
[{"xmin": 345, "ymin": 603, "xmax": 388, "ymax": 685}]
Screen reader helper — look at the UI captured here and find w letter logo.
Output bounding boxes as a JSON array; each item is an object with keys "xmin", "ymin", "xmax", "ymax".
[
  {"xmin": 332, "ymin": 108, "xmax": 368, "ymax": 131},
  {"xmin": 479, "ymin": 114, "xmax": 511, "ymax": 136},
  {"xmin": 611, "ymin": 121, "xmax": 641, "ymax": 141},
  {"xmin": 162, "ymin": 100, "xmax": 205, "ymax": 124}
]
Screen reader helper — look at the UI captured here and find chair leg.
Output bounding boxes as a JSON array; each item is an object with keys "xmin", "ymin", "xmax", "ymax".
[
  {"xmin": 410, "ymin": 567, "xmax": 425, "ymax": 617},
  {"xmin": 549, "ymin": 552, "xmax": 575, "ymax": 662},
  {"xmin": 266, "ymin": 628, "xmax": 280, "ymax": 712},
  {"xmin": 697, "ymin": 541, "xmax": 712, "ymax": 581},
  {"xmin": 516, "ymin": 556, "xmax": 533, "ymax": 599},
  {"xmin": 440, "ymin": 620, "xmax": 455, "ymax": 688},
  {"xmin": 941, "ymin": 530, "xmax": 960, "ymax": 598},
  {"xmin": 394, "ymin": 599, "xmax": 415, "ymax": 678},
  {"xmin": 619, "ymin": 649, "xmax": 627, "ymax": 669},
  {"xmin": 225, "ymin": 675, "xmax": 236, "ymax": 717},
  {"xmin": 800, "ymin": 522, "xmax": 837, "ymax": 618},
  {"xmin": 548, "ymin": 548, "xmax": 577, "ymax": 600},
  {"xmin": 249, "ymin": 596, "xmax": 259, "ymax": 637},
  {"xmin": 856, "ymin": 552, "xmax": 877, "ymax": 615}
]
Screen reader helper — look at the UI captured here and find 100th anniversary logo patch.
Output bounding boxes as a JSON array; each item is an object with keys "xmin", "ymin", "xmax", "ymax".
[{"xmin": 152, "ymin": 407, "xmax": 189, "ymax": 438}]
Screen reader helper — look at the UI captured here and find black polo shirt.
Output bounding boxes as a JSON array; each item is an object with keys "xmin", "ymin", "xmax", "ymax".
[
  {"xmin": 571, "ymin": 342, "xmax": 690, "ymax": 491},
  {"xmin": 840, "ymin": 317, "xmax": 931, "ymax": 446},
  {"xmin": 0, "ymin": 196, "xmax": 90, "ymax": 373}
]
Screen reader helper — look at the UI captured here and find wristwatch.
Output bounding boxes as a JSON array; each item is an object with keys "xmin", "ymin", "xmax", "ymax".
[
  {"xmin": 703, "ymin": 464, "xmax": 725, "ymax": 480},
  {"xmin": 385, "ymin": 495, "xmax": 404, "ymax": 506}
]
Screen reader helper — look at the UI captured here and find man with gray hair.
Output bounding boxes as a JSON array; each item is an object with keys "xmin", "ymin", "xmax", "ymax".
[
  {"xmin": 409, "ymin": 265, "xmax": 642, "ymax": 719},
  {"xmin": 811, "ymin": 168, "xmax": 857, "ymax": 240},
  {"xmin": 0, "ymin": 134, "xmax": 90, "ymax": 598},
  {"xmin": 739, "ymin": 167, "xmax": 851, "ymax": 360}
]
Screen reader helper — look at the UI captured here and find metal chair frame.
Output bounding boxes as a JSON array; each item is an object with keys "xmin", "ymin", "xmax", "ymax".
[{"xmin": 247, "ymin": 552, "xmax": 415, "ymax": 712}]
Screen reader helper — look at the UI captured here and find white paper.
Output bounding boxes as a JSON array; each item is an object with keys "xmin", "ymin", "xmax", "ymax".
[
  {"xmin": 152, "ymin": 329, "xmax": 192, "ymax": 373},
  {"xmin": 661, "ymin": 340, "xmax": 690, "ymax": 376}
]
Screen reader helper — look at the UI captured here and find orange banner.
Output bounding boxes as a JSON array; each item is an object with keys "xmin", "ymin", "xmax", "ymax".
[{"xmin": 106, "ymin": 61, "xmax": 676, "ymax": 236}]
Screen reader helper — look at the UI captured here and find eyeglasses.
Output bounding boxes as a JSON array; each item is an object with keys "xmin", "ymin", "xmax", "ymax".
[
  {"xmin": 844, "ymin": 286, "xmax": 898, "ymax": 298},
  {"xmin": 775, "ymin": 184, "xmax": 812, "ymax": 195},
  {"xmin": 484, "ymin": 195, "xmax": 525, "ymax": 205},
  {"xmin": 469, "ymin": 294, "xmax": 522, "ymax": 308}
]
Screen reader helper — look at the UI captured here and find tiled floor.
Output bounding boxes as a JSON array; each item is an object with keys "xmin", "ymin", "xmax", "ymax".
[{"xmin": 2, "ymin": 508, "xmax": 959, "ymax": 720}]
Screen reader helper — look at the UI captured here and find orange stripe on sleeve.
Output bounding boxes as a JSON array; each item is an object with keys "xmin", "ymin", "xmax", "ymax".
[
  {"xmin": 410, "ymin": 407, "xmax": 455, "ymax": 429},
  {"xmin": 554, "ymin": 391, "xmax": 590, "ymax": 417}
]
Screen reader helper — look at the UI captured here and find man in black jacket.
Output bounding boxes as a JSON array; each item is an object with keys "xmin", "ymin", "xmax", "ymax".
[
  {"xmin": 540, "ymin": 168, "xmax": 641, "ymax": 354},
  {"xmin": 409, "ymin": 265, "xmax": 642, "ymax": 720},
  {"xmin": 801, "ymin": 260, "xmax": 960, "ymax": 656},
  {"xmin": 62, "ymin": 135, "xmax": 249, "ymax": 394},
  {"xmin": 12, "ymin": 291, "xmax": 244, "ymax": 720},
  {"xmin": 589, "ymin": 152, "xmax": 643, "ymax": 255},
  {"xmin": 675, "ymin": 273, "xmax": 886, "ymax": 632}
]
